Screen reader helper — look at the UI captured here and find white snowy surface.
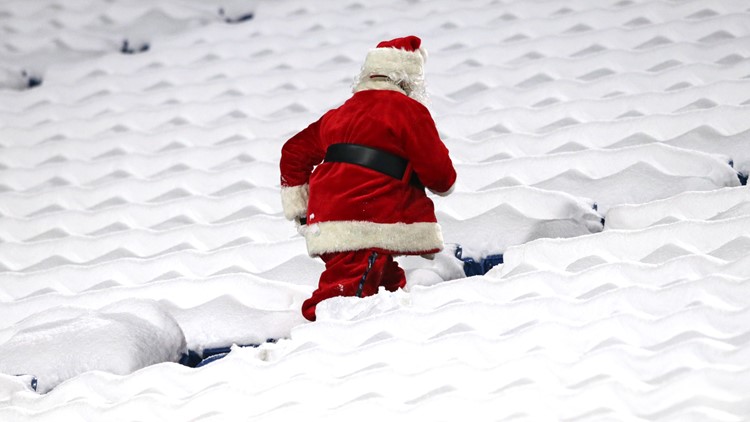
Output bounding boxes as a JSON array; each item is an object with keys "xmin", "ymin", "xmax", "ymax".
[
  {"xmin": 1, "ymin": 0, "xmax": 749, "ymax": 420},
  {"xmin": 0, "ymin": 299, "xmax": 186, "ymax": 394},
  {"xmin": 606, "ymin": 186, "xmax": 750, "ymax": 229}
]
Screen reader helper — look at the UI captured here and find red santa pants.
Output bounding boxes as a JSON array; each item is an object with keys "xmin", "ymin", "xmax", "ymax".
[{"xmin": 301, "ymin": 250, "xmax": 407, "ymax": 321}]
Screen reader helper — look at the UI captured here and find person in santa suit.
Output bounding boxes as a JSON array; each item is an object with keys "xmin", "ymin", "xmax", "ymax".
[{"xmin": 280, "ymin": 35, "xmax": 457, "ymax": 321}]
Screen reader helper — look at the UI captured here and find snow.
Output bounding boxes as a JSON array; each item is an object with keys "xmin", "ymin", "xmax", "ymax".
[
  {"xmin": 1, "ymin": 0, "xmax": 750, "ymax": 419},
  {"xmin": 606, "ymin": 186, "xmax": 750, "ymax": 230},
  {"xmin": 0, "ymin": 299, "xmax": 185, "ymax": 393},
  {"xmin": 438, "ymin": 186, "xmax": 603, "ymax": 258},
  {"xmin": 315, "ymin": 287, "xmax": 412, "ymax": 322},
  {"xmin": 398, "ymin": 248, "xmax": 466, "ymax": 288},
  {"xmin": 167, "ymin": 296, "xmax": 306, "ymax": 352},
  {"xmin": 0, "ymin": 375, "xmax": 36, "ymax": 398},
  {"xmin": 498, "ymin": 216, "xmax": 750, "ymax": 276}
]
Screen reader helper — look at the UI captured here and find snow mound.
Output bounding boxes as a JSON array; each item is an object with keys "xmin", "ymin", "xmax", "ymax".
[
  {"xmin": 438, "ymin": 186, "xmax": 603, "ymax": 258},
  {"xmin": 315, "ymin": 288, "xmax": 411, "ymax": 323},
  {"xmin": 0, "ymin": 374, "xmax": 36, "ymax": 398},
  {"xmin": 606, "ymin": 186, "xmax": 750, "ymax": 230},
  {"xmin": 458, "ymin": 143, "xmax": 739, "ymax": 213},
  {"xmin": 498, "ymin": 216, "xmax": 750, "ymax": 276},
  {"xmin": 0, "ymin": 299, "xmax": 185, "ymax": 393},
  {"xmin": 167, "ymin": 295, "xmax": 306, "ymax": 353}
]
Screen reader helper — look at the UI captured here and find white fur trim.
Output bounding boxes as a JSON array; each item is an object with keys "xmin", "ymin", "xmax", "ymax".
[
  {"xmin": 418, "ymin": 46, "xmax": 428, "ymax": 63},
  {"xmin": 362, "ymin": 47, "xmax": 424, "ymax": 77},
  {"xmin": 429, "ymin": 182, "xmax": 455, "ymax": 197},
  {"xmin": 280, "ymin": 184, "xmax": 309, "ymax": 220},
  {"xmin": 304, "ymin": 220, "xmax": 444, "ymax": 256}
]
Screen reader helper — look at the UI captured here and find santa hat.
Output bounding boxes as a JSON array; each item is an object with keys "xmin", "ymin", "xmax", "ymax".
[
  {"xmin": 353, "ymin": 35, "xmax": 429, "ymax": 103},
  {"xmin": 362, "ymin": 35, "xmax": 427, "ymax": 78}
]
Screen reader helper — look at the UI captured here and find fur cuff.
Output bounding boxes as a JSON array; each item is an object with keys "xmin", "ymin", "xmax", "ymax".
[{"xmin": 281, "ymin": 184, "xmax": 309, "ymax": 220}]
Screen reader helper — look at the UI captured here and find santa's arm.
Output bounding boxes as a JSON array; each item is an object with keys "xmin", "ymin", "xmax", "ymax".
[
  {"xmin": 404, "ymin": 105, "xmax": 457, "ymax": 196},
  {"xmin": 280, "ymin": 119, "xmax": 326, "ymax": 220}
]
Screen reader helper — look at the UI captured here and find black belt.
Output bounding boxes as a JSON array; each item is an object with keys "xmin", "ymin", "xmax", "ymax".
[{"xmin": 324, "ymin": 143, "xmax": 424, "ymax": 189}]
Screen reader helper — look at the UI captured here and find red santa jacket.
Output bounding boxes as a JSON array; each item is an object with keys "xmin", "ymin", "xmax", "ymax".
[{"xmin": 280, "ymin": 89, "xmax": 457, "ymax": 257}]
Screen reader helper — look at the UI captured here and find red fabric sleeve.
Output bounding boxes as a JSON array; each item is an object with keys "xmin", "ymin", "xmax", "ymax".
[
  {"xmin": 402, "ymin": 103, "xmax": 457, "ymax": 194},
  {"xmin": 280, "ymin": 118, "xmax": 326, "ymax": 187}
]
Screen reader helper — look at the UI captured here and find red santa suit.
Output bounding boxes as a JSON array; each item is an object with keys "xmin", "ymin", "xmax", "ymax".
[{"xmin": 279, "ymin": 36, "xmax": 457, "ymax": 321}]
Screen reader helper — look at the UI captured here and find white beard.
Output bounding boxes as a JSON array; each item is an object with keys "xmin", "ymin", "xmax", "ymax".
[{"xmin": 351, "ymin": 70, "xmax": 429, "ymax": 106}]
